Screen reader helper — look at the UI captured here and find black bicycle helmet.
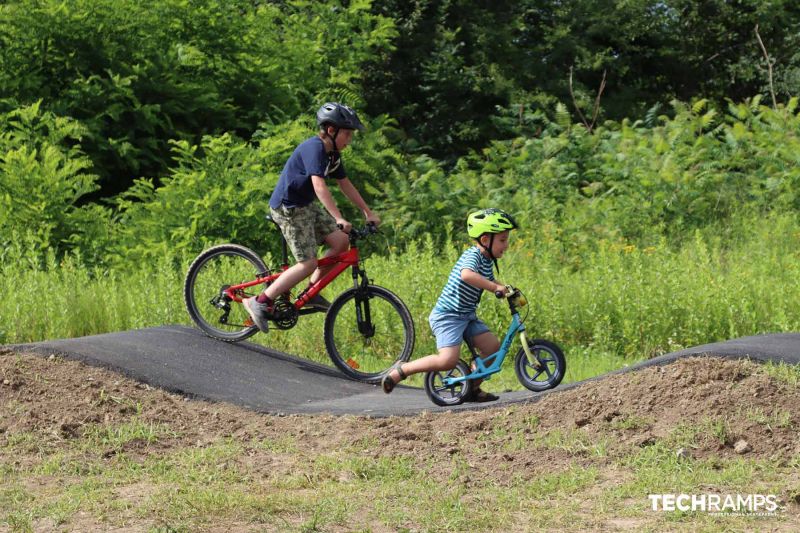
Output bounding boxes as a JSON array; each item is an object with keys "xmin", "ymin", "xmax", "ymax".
[{"xmin": 316, "ymin": 102, "xmax": 365, "ymax": 131}]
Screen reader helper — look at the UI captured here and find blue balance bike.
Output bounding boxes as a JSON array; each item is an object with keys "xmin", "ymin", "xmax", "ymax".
[{"xmin": 423, "ymin": 285, "xmax": 566, "ymax": 406}]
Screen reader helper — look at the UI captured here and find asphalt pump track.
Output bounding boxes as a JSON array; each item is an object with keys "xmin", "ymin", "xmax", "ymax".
[{"xmin": 7, "ymin": 325, "xmax": 800, "ymax": 417}]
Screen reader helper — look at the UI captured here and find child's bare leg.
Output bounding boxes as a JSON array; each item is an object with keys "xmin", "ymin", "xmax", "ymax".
[
  {"xmin": 387, "ymin": 345, "xmax": 461, "ymax": 383},
  {"xmin": 309, "ymin": 230, "xmax": 348, "ymax": 285},
  {"xmin": 470, "ymin": 331, "xmax": 501, "ymax": 389},
  {"xmin": 263, "ymin": 258, "xmax": 317, "ymax": 300}
]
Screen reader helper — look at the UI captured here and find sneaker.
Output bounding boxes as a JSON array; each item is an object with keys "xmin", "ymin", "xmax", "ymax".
[
  {"xmin": 242, "ymin": 297, "xmax": 271, "ymax": 332},
  {"xmin": 306, "ymin": 293, "xmax": 331, "ymax": 312}
]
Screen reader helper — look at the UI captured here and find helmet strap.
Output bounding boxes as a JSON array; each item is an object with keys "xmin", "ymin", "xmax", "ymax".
[
  {"xmin": 322, "ymin": 125, "xmax": 341, "ymax": 170},
  {"xmin": 476, "ymin": 234, "xmax": 500, "ymax": 274},
  {"xmin": 489, "ymin": 233, "xmax": 500, "ymax": 274},
  {"xmin": 323, "ymin": 125, "xmax": 340, "ymax": 149}
]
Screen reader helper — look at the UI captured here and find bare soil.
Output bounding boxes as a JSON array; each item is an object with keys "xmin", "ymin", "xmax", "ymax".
[{"xmin": 2, "ymin": 349, "xmax": 800, "ymax": 530}]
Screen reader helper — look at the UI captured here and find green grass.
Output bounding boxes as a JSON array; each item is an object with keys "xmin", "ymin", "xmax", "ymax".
[
  {"xmin": 7, "ymin": 437, "xmax": 792, "ymax": 531},
  {"xmin": 739, "ymin": 407, "xmax": 793, "ymax": 430},
  {"xmin": 762, "ymin": 360, "xmax": 800, "ymax": 387},
  {"xmin": 2, "ymin": 409, "xmax": 796, "ymax": 531}
]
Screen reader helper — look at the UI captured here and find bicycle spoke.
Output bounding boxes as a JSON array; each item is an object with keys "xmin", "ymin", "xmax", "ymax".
[
  {"xmin": 326, "ymin": 289, "xmax": 411, "ymax": 378},
  {"xmin": 433, "ymin": 384, "xmax": 451, "ymax": 396},
  {"xmin": 185, "ymin": 247, "xmax": 265, "ymax": 341},
  {"xmin": 434, "ymin": 377, "xmax": 459, "ymax": 398},
  {"xmin": 530, "ymin": 367, "xmax": 545, "ymax": 381},
  {"xmin": 424, "ymin": 359, "xmax": 471, "ymax": 406},
  {"xmin": 522, "ymin": 352, "xmax": 556, "ymax": 382}
]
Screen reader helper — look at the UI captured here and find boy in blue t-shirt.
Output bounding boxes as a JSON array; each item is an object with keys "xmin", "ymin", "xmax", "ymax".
[
  {"xmin": 382, "ymin": 208, "xmax": 518, "ymax": 402},
  {"xmin": 243, "ymin": 103, "xmax": 380, "ymax": 332}
]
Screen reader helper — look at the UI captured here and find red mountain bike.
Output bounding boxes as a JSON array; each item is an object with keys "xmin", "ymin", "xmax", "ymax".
[{"xmin": 183, "ymin": 218, "xmax": 415, "ymax": 383}]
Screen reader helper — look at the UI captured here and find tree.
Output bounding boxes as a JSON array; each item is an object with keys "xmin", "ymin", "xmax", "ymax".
[
  {"xmin": 0, "ymin": 0, "xmax": 396, "ymax": 196},
  {"xmin": 362, "ymin": 0, "xmax": 520, "ymax": 159}
]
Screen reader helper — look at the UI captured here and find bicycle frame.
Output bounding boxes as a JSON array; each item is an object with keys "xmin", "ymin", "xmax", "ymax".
[
  {"xmin": 221, "ymin": 246, "xmax": 364, "ymax": 310},
  {"xmin": 442, "ymin": 299, "xmax": 540, "ymax": 386},
  {"xmin": 219, "ymin": 220, "xmax": 376, "ymax": 312}
]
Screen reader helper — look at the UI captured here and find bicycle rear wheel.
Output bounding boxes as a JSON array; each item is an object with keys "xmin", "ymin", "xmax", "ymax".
[
  {"xmin": 424, "ymin": 360, "xmax": 473, "ymax": 407},
  {"xmin": 324, "ymin": 285, "xmax": 415, "ymax": 383},
  {"xmin": 184, "ymin": 244, "xmax": 268, "ymax": 342}
]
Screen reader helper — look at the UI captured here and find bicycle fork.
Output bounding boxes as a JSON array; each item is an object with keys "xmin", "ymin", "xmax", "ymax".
[
  {"xmin": 352, "ymin": 265, "xmax": 375, "ymax": 338},
  {"xmin": 518, "ymin": 330, "xmax": 542, "ymax": 370}
]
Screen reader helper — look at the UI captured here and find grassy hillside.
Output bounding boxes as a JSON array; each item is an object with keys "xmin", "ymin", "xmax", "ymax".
[{"xmin": 2, "ymin": 352, "xmax": 798, "ymax": 531}]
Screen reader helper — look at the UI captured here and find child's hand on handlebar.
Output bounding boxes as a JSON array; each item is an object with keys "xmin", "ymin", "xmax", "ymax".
[
  {"xmin": 336, "ymin": 219, "xmax": 352, "ymax": 233},
  {"xmin": 364, "ymin": 210, "xmax": 381, "ymax": 227},
  {"xmin": 493, "ymin": 283, "xmax": 509, "ymax": 298}
]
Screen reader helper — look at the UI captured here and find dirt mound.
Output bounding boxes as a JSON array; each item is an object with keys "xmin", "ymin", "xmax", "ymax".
[
  {"xmin": 3, "ymin": 349, "xmax": 799, "ymax": 529},
  {"xmin": 2, "ymin": 350, "xmax": 798, "ymax": 466},
  {"xmin": 543, "ymin": 356, "xmax": 800, "ymax": 460}
]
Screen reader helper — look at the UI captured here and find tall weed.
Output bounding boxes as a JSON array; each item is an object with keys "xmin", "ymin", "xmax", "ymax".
[{"xmin": 3, "ymin": 212, "xmax": 798, "ymax": 390}]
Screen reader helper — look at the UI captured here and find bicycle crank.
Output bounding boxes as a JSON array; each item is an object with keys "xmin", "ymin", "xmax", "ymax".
[{"xmin": 272, "ymin": 297, "xmax": 298, "ymax": 329}]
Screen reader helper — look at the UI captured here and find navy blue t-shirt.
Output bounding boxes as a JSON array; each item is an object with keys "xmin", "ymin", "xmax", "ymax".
[{"xmin": 269, "ymin": 136, "xmax": 347, "ymax": 209}]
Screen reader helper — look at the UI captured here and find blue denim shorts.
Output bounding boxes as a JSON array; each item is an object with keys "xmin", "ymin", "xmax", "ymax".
[{"xmin": 428, "ymin": 309, "xmax": 490, "ymax": 349}]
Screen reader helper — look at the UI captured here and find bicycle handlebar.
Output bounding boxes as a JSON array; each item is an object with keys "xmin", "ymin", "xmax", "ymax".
[
  {"xmin": 496, "ymin": 285, "xmax": 528, "ymax": 308},
  {"xmin": 337, "ymin": 222, "xmax": 379, "ymax": 244},
  {"xmin": 495, "ymin": 284, "xmax": 516, "ymax": 299}
]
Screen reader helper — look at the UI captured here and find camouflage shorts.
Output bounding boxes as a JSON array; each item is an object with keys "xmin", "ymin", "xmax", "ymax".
[{"xmin": 269, "ymin": 203, "xmax": 339, "ymax": 262}]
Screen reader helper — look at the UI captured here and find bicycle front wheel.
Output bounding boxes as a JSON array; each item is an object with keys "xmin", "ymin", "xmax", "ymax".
[
  {"xmin": 514, "ymin": 338, "xmax": 566, "ymax": 392},
  {"xmin": 324, "ymin": 285, "xmax": 415, "ymax": 383},
  {"xmin": 184, "ymin": 244, "xmax": 268, "ymax": 342}
]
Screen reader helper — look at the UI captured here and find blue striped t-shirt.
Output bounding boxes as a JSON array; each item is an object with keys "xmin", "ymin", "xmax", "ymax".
[{"xmin": 434, "ymin": 246, "xmax": 495, "ymax": 314}]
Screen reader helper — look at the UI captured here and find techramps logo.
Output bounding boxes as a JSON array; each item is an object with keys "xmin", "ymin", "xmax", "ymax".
[{"xmin": 648, "ymin": 493, "xmax": 781, "ymax": 517}]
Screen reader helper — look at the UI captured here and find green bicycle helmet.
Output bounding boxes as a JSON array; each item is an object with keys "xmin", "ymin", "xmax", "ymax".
[
  {"xmin": 467, "ymin": 208, "xmax": 518, "ymax": 274},
  {"xmin": 467, "ymin": 208, "xmax": 518, "ymax": 239}
]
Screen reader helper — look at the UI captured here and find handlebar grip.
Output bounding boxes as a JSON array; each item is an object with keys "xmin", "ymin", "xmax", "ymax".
[{"xmin": 496, "ymin": 285, "xmax": 517, "ymax": 299}]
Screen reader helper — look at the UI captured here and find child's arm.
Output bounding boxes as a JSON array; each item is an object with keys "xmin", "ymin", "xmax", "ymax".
[
  {"xmin": 338, "ymin": 177, "xmax": 381, "ymax": 226},
  {"xmin": 461, "ymin": 269, "xmax": 505, "ymax": 294},
  {"xmin": 311, "ymin": 175, "xmax": 351, "ymax": 231}
]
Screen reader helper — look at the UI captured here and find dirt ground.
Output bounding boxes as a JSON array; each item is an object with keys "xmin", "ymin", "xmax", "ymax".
[{"xmin": 2, "ymin": 348, "xmax": 800, "ymax": 529}]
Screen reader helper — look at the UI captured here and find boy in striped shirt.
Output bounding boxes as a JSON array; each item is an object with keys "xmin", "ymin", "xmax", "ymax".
[{"xmin": 382, "ymin": 208, "xmax": 518, "ymax": 402}]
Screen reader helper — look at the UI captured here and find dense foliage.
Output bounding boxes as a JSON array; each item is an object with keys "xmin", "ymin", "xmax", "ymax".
[
  {"xmin": 381, "ymin": 97, "xmax": 800, "ymax": 248},
  {"xmin": 3, "ymin": 0, "xmax": 799, "ymax": 190},
  {"xmin": 2, "ymin": 0, "xmax": 800, "ymax": 360},
  {"xmin": 3, "ymin": 94, "xmax": 799, "ymax": 268},
  {"xmin": 0, "ymin": 0, "xmax": 396, "ymax": 195},
  {"xmin": 364, "ymin": 0, "xmax": 800, "ymax": 156}
]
